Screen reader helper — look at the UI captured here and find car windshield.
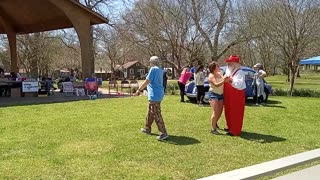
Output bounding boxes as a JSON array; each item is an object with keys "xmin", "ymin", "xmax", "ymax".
[{"xmin": 244, "ymin": 71, "xmax": 255, "ymax": 80}]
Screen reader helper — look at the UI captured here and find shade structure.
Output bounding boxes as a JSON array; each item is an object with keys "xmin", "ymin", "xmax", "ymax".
[
  {"xmin": 0, "ymin": 0, "xmax": 109, "ymax": 78},
  {"xmin": 0, "ymin": 0, "xmax": 108, "ymax": 34},
  {"xmin": 300, "ymin": 56, "xmax": 320, "ymax": 65}
]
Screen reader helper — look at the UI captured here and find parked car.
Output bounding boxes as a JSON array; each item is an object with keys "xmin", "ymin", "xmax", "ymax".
[{"xmin": 185, "ymin": 66, "xmax": 273, "ymax": 103}]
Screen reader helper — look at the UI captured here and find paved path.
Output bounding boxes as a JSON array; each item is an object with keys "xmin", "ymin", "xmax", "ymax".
[
  {"xmin": 272, "ymin": 164, "xmax": 320, "ymax": 180},
  {"xmin": 199, "ymin": 148, "xmax": 320, "ymax": 180},
  {"xmin": 0, "ymin": 88, "xmax": 130, "ymax": 107}
]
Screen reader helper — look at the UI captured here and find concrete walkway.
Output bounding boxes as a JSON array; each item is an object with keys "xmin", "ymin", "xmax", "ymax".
[
  {"xmin": 199, "ymin": 148, "xmax": 320, "ymax": 180},
  {"xmin": 272, "ymin": 164, "xmax": 320, "ymax": 180},
  {"xmin": 0, "ymin": 88, "xmax": 130, "ymax": 107}
]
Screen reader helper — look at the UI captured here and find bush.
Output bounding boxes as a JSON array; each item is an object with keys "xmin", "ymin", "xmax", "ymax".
[
  {"xmin": 273, "ymin": 88, "xmax": 320, "ymax": 97},
  {"xmin": 273, "ymin": 88, "xmax": 290, "ymax": 96},
  {"xmin": 292, "ymin": 89, "xmax": 320, "ymax": 97},
  {"xmin": 166, "ymin": 83, "xmax": 179, "ymax": 95}
]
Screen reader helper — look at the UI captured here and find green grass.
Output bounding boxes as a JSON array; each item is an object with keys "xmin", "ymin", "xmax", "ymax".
[
  {"xmin": 265, "ymin": 73, "xmax": 320, "ymax": 90},
  {"xmin": 101, "ymin": 72, "xmax": 320, "ymax": 91},
  {"xmin": 1, "ymin": 96, "xmax": 319, "ymax": 179}
]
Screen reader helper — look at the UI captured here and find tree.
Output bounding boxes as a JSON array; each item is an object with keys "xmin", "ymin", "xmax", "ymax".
[
  {"xmin": 16, "ymin": 32, "xmax": 66, "ymax": 78},
  {"xmin": 190, "ymin": 0, "xmax": 246, "ymax": 61},
  {"xmin": 95, "ymin": 27, "xmax": 123, "ymax": 79},
  {"xmin": 0, "ymin": 35, "xmax": 10, "ymax": 69},
  {"xmin": 120, "ymin": 0, "xmax": 205, "ymax": 77},
  {"xmin": 251, "ymin": 0, "xmax": 320, "ymax": 95}
]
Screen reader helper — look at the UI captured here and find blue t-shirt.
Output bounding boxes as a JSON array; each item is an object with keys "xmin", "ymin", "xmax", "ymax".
[
  {"xmin": 146, "ymin": 66, "xmax": 164, "ymax": 102},
  {"xmin": 190, "ymin": 66, "xmax": 196, "ymax": 73}
]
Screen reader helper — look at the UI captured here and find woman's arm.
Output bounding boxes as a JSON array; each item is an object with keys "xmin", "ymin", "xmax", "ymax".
[
  {"xmin": 208, "ymin": 73, "xmax": 225, "ymax": 87},
  {"xmin": 259, "ymin": 70, "xmax": 267, "ymax": 78}
]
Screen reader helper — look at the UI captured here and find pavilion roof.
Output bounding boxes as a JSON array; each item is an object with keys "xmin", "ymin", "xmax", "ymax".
[{"xmin": 0, "ymin": 0, "xmax": 108, "ymax": 34}]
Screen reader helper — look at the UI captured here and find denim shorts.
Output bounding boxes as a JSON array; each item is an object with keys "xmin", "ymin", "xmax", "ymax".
[{"xmin": 208, "ymin": 91, "xmax": 224, "ymax": 101}]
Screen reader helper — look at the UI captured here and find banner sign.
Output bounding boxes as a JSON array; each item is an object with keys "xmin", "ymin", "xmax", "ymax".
[{"xmin": 22, "ymin": 81, "xmax": 39, "ymax": 92}]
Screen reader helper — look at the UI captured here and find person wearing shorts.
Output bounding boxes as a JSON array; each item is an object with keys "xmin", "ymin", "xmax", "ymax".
[{"xmin": 207, "ymin": 61, "xmax": 228, "ymax": 135}]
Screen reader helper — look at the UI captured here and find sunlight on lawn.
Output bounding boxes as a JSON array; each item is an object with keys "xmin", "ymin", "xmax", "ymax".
[{"xmin": 0, "ymin": 95, "xmax": 319, "ymax": 179}]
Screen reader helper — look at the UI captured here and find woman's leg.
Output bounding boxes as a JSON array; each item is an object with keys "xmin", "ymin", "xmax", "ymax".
[
  {"xmin": 254, "ymin": 85, "xmax": 259, "ymax": 104},
  {"xmin": 209, "ymin": 99, "xmax": 219, "ymax": 129},
  {"xmin": 258, "ymin": 84, "xmax": 265, "ymax": 103},
  {"xmin": 215, "ymin": 100, "xmax": 224, "ymax": 125},
  {"xmin": 178, "ymin": 82, "xmax": 185, "ymax": 102},
  {"xmin": 196, "ymin": 85, "xmax": 201, "ymax": 104},
  {"xmin": 199, "ymin": 85, "xmax": 205, "ymax": 104}
]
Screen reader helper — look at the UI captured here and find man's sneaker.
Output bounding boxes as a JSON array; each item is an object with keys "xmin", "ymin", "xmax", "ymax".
[
  {"xmin": 140, "ymin": 128, "xmax": 151, "ymax": 135},
  {"xmin": 211, "ymin": 129, "xmax": 221, "ymax": 135},
  {"xmin": 156, "ymin": 133, "xmax": 168, "ymax": 140}
]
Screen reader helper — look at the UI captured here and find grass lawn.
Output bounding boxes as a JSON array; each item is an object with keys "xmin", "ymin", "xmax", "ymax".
[
  {"xmin": 101, "ymin": 72, "xmax": 320, "ymax": 91},
  {"xmin": 265, "ymin": 73, "xmax": 320, "ymax": 90},
  {"xmin": 1, "ymin": 95, "xmax": 319, "ymax": 179}
]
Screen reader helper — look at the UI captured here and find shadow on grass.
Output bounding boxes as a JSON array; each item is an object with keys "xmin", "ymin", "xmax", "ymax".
[
  {"xmin": 262, "ymin": 104, "xmax": 286, "ymax": 109},
  {"xmin": 240, "ymin": 131, "xmax": 286, "ymax": 144},
  {"xmin": 185, "ymin": 98, "xmax": 286, "ymax": 108},
  {"xmin": 265, "ymin": 99, "xmax": 282, "ymax": 104},
  {"xmin": 161, "ymin": 135, "xmax": 201, "ymax": 145},
  {"xmin": 245, "ymin": 99, "xmax": 286, "ymax": 109}
]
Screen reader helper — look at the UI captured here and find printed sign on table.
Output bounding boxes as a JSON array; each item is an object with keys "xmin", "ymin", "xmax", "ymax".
[{"xmin": 22, "ymin": 81, "xmax": 39, "ymax": 92}]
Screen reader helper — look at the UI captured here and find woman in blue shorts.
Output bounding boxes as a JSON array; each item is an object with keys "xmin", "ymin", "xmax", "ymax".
[{"xmin": 207, "ymin": 61, "xmax": 228, "ymax": 135}]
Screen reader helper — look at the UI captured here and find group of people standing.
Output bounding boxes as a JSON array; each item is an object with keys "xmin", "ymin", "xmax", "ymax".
[
  {"xmin": 134, "ymin": 55, "xmax": 264, "ymax": 141},
  {"xmin": 177, "ymin": 64, "xmax": 209, "ymax": 104},
  {"xmin": 177, "ymin": 56, "xmax": 247, "ymax": 136},
  {"xmin": 175, "ymin": 56, "xmax": 246, "ymax": 136}
]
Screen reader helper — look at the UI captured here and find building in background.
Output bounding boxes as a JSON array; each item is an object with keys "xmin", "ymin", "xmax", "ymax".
[{"xmin": 114, "ymin": 61, "xmax": 148, "ymax": 80}]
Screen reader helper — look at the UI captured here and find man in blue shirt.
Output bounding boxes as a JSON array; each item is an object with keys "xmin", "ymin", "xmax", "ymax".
[{"xmin": 135, "ymin": 56, "xmax": 168, "ymax": 140}]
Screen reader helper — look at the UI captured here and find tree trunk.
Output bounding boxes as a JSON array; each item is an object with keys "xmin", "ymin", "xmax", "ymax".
[
  {"xmin": 289, "ymin": 64, "xmax": 299, "ymax": 96},
  {"xmin": 289, "ymin": 69, "xmax": 295, "ymax": 96},
  {"xmin": 171, "ymin": 64, "xmax": 175, "ymax": 79},
  {"xmin": 272, "ymin": 66, "xmax": 276, "ymax": 76},
  {"xmin": 287, "ymin": 63, "xmax": 290, "ymax": 82}
]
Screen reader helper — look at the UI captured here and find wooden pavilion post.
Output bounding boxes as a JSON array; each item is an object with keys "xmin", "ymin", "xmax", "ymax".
[
  {"xmin": 0, "ymin": 15, "xmax": 18, "ymax": 73},
  {"xmin": 49, "ymin": 0, "xmax": 94, "ymax": 79}
]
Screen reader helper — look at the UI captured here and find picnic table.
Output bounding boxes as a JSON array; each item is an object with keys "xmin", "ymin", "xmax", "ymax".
[{"xmin": 0, "ymin": 80, "xmax": 22, "ymax": 97}]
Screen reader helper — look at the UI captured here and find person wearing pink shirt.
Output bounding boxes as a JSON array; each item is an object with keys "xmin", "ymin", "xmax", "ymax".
[{"xmin": 178, "ymin": 67, "xmax": 192, "ymax": 102}]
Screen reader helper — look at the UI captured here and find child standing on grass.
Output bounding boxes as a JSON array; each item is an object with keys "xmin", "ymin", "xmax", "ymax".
[{"xmin": 207, "ymin": 61, "xmax": 228, "ymax": 135}]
